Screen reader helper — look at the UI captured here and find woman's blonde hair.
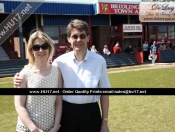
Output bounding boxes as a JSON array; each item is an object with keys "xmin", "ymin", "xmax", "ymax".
[
  {"xmin": 26, "ymin": 31, "xmax": 54, "ymax": 66},
  {"xmin": 104, "ymin": 45, "xmax": 108, "ymax": 48},
  {"xmin": 92, "ymin": 45, "xmax": 95, "ymax": 49}
]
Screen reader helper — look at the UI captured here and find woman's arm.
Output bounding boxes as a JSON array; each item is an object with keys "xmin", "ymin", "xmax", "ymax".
[
  {"xmin": 14, "ymin": 70, "xmax": 43, "ymax": 132},
  {"xmin": 58, "ymin": 68, "xmax": 63, "ymax": 88},
  {"xmin": 49, "ymin": 68, "xmax": 63, "ymax": 132},
  {"xmin": 50, "ymin": 95, "xmax": 62, "ymax": 132}
]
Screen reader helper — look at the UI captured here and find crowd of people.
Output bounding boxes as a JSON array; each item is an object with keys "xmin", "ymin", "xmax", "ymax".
[
  {"xmin": 143, "ymin": 39, "xmax": 175, "ymax": 64},
  {"xmin": 65, "ymin": 38, "xmax": 175, "ymax": 60},
  {"xmin": 81, "ymin": 39, "xmax": 175, "ymax": 65}
]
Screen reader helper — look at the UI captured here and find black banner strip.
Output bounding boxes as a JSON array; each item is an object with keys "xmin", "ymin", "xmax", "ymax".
[{"xmin": 0, "ymin": 88, "xmax": 175, "ymax": 95}]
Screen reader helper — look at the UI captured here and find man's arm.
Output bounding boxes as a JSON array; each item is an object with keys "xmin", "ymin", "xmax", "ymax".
[
  {"xmin": 100, "ymin": 95, "xmax": 109, "ymax": 132},
  {"xmin": 99, "ymin": 59, "xmax": 111, "ymax": 88},
  {"xmin": 99, "ymin": 58, "xmax": 110, "ymax": 132},
  {"xmin": 13, "ymin": 73, "xmax": 23, "ymax": 87}
]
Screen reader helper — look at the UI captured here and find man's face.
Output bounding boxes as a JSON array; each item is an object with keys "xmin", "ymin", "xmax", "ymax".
[
  {"xmin": 67, "ymin": 28, "xmax": 89, "ymax": 53},
  {"xmin": 153, "ymin": 41, "xmax": 156, "ymax": 45}
]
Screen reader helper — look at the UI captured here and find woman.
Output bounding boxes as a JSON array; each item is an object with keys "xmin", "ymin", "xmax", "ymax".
[
  {"xmin": 143, "ymin": 41, "xmax": 149, "ymax": 61},
  {"xmin": 14, "ymin": 31, "xmax": 62, "ymax": 132},
  {"xmin": 91, "ymin": 45, "xmax": 99, "ymax": 53},
  {"xmin": 103, "ymin": 45, "xmax": 111, "ymax": 56}
]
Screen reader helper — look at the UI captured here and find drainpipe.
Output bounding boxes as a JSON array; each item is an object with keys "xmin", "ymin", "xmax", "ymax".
[{"xmin": 19, "ymin": 14, "xmax": 24, "ymax": 59}]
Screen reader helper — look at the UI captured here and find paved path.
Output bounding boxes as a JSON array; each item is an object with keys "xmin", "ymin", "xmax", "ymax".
[{"xmin": 108, "ymin": 62, "xmax": 175, "ymax": 74}]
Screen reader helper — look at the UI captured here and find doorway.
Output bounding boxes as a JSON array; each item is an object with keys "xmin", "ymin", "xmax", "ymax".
[{"xmin": 123, "ymin": 37, "xmax": 142, "ymax": 52}]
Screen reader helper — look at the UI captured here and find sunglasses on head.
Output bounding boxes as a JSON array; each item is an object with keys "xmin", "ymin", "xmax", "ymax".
[
  {"xmin": 70, "ymin": 34, "xmax": 87, "ymax": 40},
  {"xmin": 32, "ymin": 43, "xmax": 49, "ymax": 51}
]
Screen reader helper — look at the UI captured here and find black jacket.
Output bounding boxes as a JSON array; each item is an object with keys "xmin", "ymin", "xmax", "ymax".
[{"xmin": 124, "ymin": 47, "xmax": 133, "ymax": 53}]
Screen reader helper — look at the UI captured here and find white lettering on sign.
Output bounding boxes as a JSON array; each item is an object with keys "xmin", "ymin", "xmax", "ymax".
[
  {"xmin": 114, "ymin": 9, "xmax": 133, "ymax": 14},
  {"xmin": 111, "ymin": 4, "xmax": 139, "ymax": 9}
]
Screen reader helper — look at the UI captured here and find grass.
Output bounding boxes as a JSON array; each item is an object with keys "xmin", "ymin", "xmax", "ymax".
[
  {"xmin": 0, "ymin": 67, "xmax": 175, "ymax": 132},
  {"xmin": 108, "ymin": 96, "xmax": 175, "ymax": 132},
  {"xmin": 0, "ymin": 77, "xmax": 13, "ymax": 88},
  {"xmin": 109, "ymin": 67, "xmax": 175, "ymax": 88},
  {"xmin": 0, "ymin": 96, "xmax": 16, "ymax": 132}
]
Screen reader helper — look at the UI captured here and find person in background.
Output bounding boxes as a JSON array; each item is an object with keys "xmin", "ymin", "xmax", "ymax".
[
  {"xmin": 65, "ymin": 45, "xmax": 71, "ymax": 53},
  {"xmin": 169, "ymin": 41, "xmax": 173, "ymax": 50},
  {"xmin": 124, "ymin": 44, "xmax": 133, "ymax": 53},
  {"xmin": 172, "ymin": 41, "xmax": 175, "ymax": 50},
  {"xmin": 13, "ymin": 19, "xmax": 110, "ymax": 132},
  {"xmin": 158, "ymin": 43, "xmax": 163, "ymax": 51},
  {"xmin": 14, "ymin": 31, "xmax": 62, "ymax": 132},
  {"xmin": 164, "ymin": 41, "xmax": 170, "ymax": 50},
  {"xmin": 103, "ymin": 45, "xmax": 111, "ymax": 56},
  {"xmin": 113, "ymin": 42, "xmax": 121, "ymax": 54},
  {"xmin": 162, "ymin": 43, "xmax": 166, "ymax": 50},
  {"xmin": 91, "ymin": 45, "xmax": 99, "ymax": 54},
  {"xmin": 150, "ymin": 40, "xmax": 157, "ymax": 65},
  {"xmin": 143, "ymin": 41, "xmax": 149, "ymax": 61}
]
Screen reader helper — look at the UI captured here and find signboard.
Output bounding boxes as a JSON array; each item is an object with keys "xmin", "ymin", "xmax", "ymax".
[
  {"xmin": 99, "ymin": 3, "xmax": 139, "ymax": 14},
  {"xmin": 0, "ymin": 3, "xmax": 4, "ymax": 13},
  {"xmin": 139, "ymin": 2, "xmax": 175, "ymax": 22},
  {"xmin": 123, "ymin": 24, "xmax": 142, "ymax": 32}
]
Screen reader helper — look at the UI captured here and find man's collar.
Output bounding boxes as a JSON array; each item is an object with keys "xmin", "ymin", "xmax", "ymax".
[
  {"xmin": 84, "ymin": 49, "xmax": 90, "ymax": 61},
  {"xmin": 71, "ymin": 49, "xmax": 90, "ymax": 61}
]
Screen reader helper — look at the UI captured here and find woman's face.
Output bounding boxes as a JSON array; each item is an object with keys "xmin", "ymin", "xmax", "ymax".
[{"xmin": 32, "ymin": 38, "xmax": 50, "ymax": 63}]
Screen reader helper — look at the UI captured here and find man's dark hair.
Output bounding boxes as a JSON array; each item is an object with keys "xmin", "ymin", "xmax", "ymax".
[{"xmin": 67, "ymin": 19, "xmax": 90, "ymax": 37}]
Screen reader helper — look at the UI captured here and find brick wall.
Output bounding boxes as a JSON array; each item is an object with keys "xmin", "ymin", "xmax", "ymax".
[
  {"xmin": 96, "ymin": 26, "xmax": 111, "ymax": 53},
  {"xmin": 14, "ymin": 37, "xmax": 27, "ymax": 59}
]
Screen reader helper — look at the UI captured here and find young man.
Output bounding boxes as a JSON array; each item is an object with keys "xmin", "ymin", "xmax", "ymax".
[
  {"xmin": 150, "ymin": 40, "xmax": 157, "ymax": 65},
  {"xmin": 14, "ymin": 19, "xmax": 111, "ymax": 132}
]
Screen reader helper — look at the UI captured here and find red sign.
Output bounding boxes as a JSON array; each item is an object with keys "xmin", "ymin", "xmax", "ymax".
[{"xmin": 99, "ymin": 3, "xmax": 139, "ymax": 14}]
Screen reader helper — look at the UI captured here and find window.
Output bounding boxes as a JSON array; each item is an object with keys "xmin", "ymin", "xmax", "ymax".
[
  {"xmin": 157, "ymin": 26, "xmax": 167, "ymax": 40},
  {"xmin": 43, "ymin": 27, "xmax": 59, "ymax": 43},
  {"xmin": 60, "ymin": 27, "xmax": 68, "ymax": 43},
  {"xmin": 168, "ymin": 26, "xmax": 175, "ymax": 39},
  {"xmin": 149, "ymin": 26, "xmax": 156, "ymax": 40}
]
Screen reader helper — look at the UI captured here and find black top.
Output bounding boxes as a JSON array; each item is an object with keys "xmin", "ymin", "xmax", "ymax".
[{"xmin": 124, "ymin": 47, "xmax": 133, "ymax": 53}]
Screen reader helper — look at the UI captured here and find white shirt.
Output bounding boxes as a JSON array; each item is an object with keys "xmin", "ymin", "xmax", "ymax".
[
  {"xmin": 103, "ymin": 48, "xmax": 110, "ymax": 54},
  {"xmin": 52, "ymin": 50, "xmax": 111, "ymax": 104},
  {"xmin": 91, "ymin": 48, "xmax": 98, "ymax": 53}
]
